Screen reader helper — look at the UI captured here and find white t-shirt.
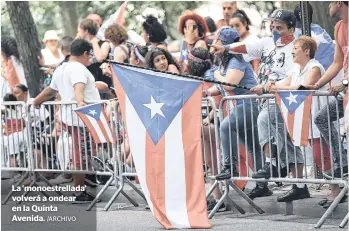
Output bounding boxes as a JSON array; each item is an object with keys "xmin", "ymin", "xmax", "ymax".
[
  {"xmin": 246, "ymin": 37, "xmax": 295, "ymax": 85},
  {"xmin": 242, "ymin": 34, "xmax": 260, "ymax": 62},
  {"xmin": 50, "ymin": 62, "xmax": 101, "ymax": 126},
  {"xmin": 41, "ymin": 48, "xmax": 64, "ymax": 66},
  {"xmin": 290, "ymin": 59, "xmax": 331, "ymax": 138}
]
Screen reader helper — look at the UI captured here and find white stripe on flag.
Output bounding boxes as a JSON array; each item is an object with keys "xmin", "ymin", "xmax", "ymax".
[
  {"xmin": 100, "ymin": 113, "xmax": 113, "ymax": 142},
  {"xmin": 165, "ymin": 110, "xmax": 190, "ymax": 228},
  {"xmin": 87, "ymin": 116, "xmax": 107, "ymax": 143},
  {"xmin": 125, "ymin": 95, "xmax": 154, "ymax": 211},
  {"xmin": 280, "ymin": 99, "xmax": 289, "ymax": 133},
  {"xmin": 293, "ymin": 101, "xmax": 305, "ymax": 146}
]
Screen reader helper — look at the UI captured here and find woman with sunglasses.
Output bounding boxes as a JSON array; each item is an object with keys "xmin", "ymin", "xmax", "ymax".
[
  {"xmin": 178, "ymin": 11, "xmax": 209, "ymax": 73},
  {"xmin": 145, "ymin": 48, "xmax": 181, "ymax": 73},
  {"xmin": 229, "ymin": 10, "xmax": 260, "ymax": 75}
]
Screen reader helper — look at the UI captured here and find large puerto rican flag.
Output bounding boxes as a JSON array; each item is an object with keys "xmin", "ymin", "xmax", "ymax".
[
  {"xmin": 275, "ymin": 91, "xmax": 313, "ymax": 147},
  {"xmin": 74, "ymin": 103, "xmax": 115, "ymax": 144},
  {"xmin": 111, "ymin": 64, "xmax": 211, "ymax": 229}
]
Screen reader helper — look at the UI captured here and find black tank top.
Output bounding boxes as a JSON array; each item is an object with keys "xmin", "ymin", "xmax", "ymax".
[{"xmin": 87, "ymin": 40, "xmax": 112, "ymax": 87}]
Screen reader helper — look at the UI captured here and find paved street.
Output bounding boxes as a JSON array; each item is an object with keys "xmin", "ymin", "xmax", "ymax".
[{"xmin": 1, "ymin": 179, "xmax": 347, "ymax": 231}]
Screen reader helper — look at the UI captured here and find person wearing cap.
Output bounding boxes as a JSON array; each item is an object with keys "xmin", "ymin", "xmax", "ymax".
[
  {"xmin": 216, "ymin": 1, "xmax": 238, "ymax": 30},
  {"xmin": 307, "ymin": 1, "xmax": 349, "ymax": 209},
  {"xmin": 41, "ymin": 30, "xmax": 64, "ymax": 67},
  {"xmin": 212, "ymin": 9, "xmax": 302, "ymax": 200},
  {"xmin": 204, "ymin": 27, "xmax": 269, "ymax": 200}
]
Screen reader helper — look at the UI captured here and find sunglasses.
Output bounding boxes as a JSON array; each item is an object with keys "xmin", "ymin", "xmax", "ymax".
[
  {"xmin": 184, "ymin": 25, "xmax": 198, "ymax": 30},
  {"xmin": 223, "ymin": 7, "xmax": 232, "ymax": 10}
]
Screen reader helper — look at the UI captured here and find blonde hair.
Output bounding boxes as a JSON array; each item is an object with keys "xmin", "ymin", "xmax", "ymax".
[{"xmin": 294, "ymin": 36, "xmax": 318, "ymax": 59}]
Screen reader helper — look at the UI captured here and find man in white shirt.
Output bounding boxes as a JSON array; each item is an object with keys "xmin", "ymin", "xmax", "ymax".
[
  {"xmin": 33, "ymin": 39, "xmax": 101, "ymax": 203},
  {"xmin": 212, "ymin": 10, "xmax": 304, "ymax": 200}
]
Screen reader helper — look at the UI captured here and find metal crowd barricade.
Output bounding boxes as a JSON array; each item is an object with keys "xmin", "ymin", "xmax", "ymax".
[
  {"xmin": 1, "ymin": 100, "xmax": 119, "ymax": 209},
  {"xmin": 101, "ymin": 100, "xmax": 146, "ymax": 211},
  {"xmin": 211, "ymin": 92, "xmax": 348, "ymax": 229},
  {"xmin": 1, "ymin": 101, "xmax": 33, "ymax": 204}
]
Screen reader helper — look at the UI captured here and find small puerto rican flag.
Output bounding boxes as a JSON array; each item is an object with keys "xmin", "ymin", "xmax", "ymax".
[
  {"xmin": 74, "ymin": 103, "xmax": 115, "ymax": 144},
  {"xmin": 275, "ymin": 90, "xmax": 313, "ymax": 147}
]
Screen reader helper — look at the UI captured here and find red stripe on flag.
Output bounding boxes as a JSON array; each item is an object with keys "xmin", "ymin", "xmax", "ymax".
[
  {"xmin": 101, "ymin": 110, "xmax": 116, "ymax": 143},
  {"xmin": 182, "ymin": 85, "xmax": 211, "ymax": 229},
  {"xmin": 77, "ymin": 113, "xmax": 102, "ymax": 144},
  {"xmin": 300, "ymin": 94, "xmax": 312, "ymax": 146},
  {"xmin": 112, "ymin": 68, "xmax": 127, "ymax": 124},
  {"xmin": 145, "ymin": 133, "xmax": 173, "ymax": 229},
  {"xmin": 287, "ymin": 111, "xmax": 295, "ymax": 142}
]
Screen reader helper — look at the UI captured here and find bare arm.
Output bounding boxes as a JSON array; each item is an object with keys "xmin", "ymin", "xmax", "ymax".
[
  {"xmin": 316, "ymin": 30, "xmax": 344, "ymax": 88},
  {"xmin": 214, "ymin": 69, "xmax": 244, "ymax": 91},
  {"xmin": 113, "ymin": 46, "xmax": 127, "ymax": 63},
  {"xmin": 74, "ymin": 83, "xmax": 86, "ymax": 107},
  {"xmin": 168, "ymin": 64, "xmax": 180, "ymax": 73},
  {"xmin": 91, "ymin": 38, "xmax": 110, "ymax": 63},
  {"xmin": 251, "ymin": 59, "xmax": 260, "ymax": 75},
  {"xmin": 207, "ymin": 85, "xmax": 221, "ymax": 96},
  {"xmin": 33, "ymin": 87, "xmax": 57, "ymax": 108},
  {"xmin": 194, "ymin": 40, "xmax": 208, "ymax": 50}
]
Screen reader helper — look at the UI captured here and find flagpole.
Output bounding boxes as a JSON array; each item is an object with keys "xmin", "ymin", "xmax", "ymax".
[{"xmin": 105, "ymin": 59, "xmax": 252, "ymax": 90}]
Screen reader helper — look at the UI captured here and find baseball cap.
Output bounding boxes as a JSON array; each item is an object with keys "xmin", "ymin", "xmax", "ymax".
[
  {"xmin": 266, "ymin": 9, "xmax": 296, "ymax": 28},
  {"xmin": 42, "ymin": 30, "xmax": 59, "ymax": 42},
  {"xmin": 217, "ymin": 26, "xmax": 240, "ymax": 45}
]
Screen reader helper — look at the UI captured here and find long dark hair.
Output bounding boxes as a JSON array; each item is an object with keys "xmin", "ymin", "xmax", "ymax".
[
  {"xmin": 145, "ymin": 48, "xmax": 181, "ymax": 72},
  {"xmin": 142, "ymin": 15, "xmax": 167, "ymax": 43},
  {"xmin": 1, "ymin": 36, "xmax": 20, "ymax": 60},
  {"xmin": 231, "ymin": 10, "xmax": 252, "ymax": 31},
  {"xmin": 218, "ymin": 38, "xmax": 243, "ymax": 70}
]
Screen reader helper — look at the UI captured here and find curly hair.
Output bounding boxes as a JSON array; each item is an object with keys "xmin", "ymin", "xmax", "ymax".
[
  {"xmin": 104, "ymin": 24, "xmax": 128, "ymax": 45},
  {"xmin": 142, "ymin": 15, "xmax": 167, "ymax": 43},
  {"xmin": 1, "ymin": 36, "xmax": 20, "ymax": 60},
  {"xmin": 188, "ymin": 48, "xmax": 213, "ymax": 77},
  {"xmin": 145, "ymin": 48, "xmax": 181, "ymax": 72},
  {"xmin": 178, "ymin": 11, "xmax": 208, "ymax": 39}
]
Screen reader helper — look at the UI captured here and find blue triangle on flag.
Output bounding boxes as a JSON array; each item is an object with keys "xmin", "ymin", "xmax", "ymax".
[
  {"xmin": 75, "ymin": 103, "xmax": 102, "ymax": 120},
  {"xmin": 112, "ymin": 64, "xmax": 201, "ymax": 144},
  {"xmin": 278, "ymin": 91, "xmax": 311, "ymax": 114}
]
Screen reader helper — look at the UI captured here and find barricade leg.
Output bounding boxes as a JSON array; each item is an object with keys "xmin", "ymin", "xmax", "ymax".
[
  {"xmin": 124, "ymin": 177, "xmax": 146, "ymax": 201},
  {"xmin": 1, "ymin": 171, "xmax": 29, "ymax": 205},
  {"xmin": 315, "ymin": 185, "xmax": 348, "ymax": 229},
  {"xmin": 86, "ymin": 174, "xmax": 115, "ymax": 211},
  {"xmin": 103, "ymin": 179, "xmax": 125, "ymax": 211},
  {"xmin": 208, "ymin": 179, "xmax": 245, "ymax": 219},
  {"xmin": 339, "ymin": 213, "xmax": 348, "ymax": 228},
  {"xmin": 227, "ymin": 180, "xmax": 265, "ymax": 214},
  {"xmin": 36, "ymin": 172, "xmax": 63, "ymax": 196},
  {"xmin": 206, "ymin": 180, "xmax": 219, "ymax": 200}
]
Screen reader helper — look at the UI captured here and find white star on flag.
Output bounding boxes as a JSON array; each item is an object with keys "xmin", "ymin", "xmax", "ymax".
[
  {"xmin": 286, "ymin": 92, "xmax": 298, "ymax": 105},
  {"xmin": 89, "ymin": 110, "xmax": 97, "ymax": 116},
  {"xmin": 143, "ymin": 95, "xmax": 165, "ymax": 119}
]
